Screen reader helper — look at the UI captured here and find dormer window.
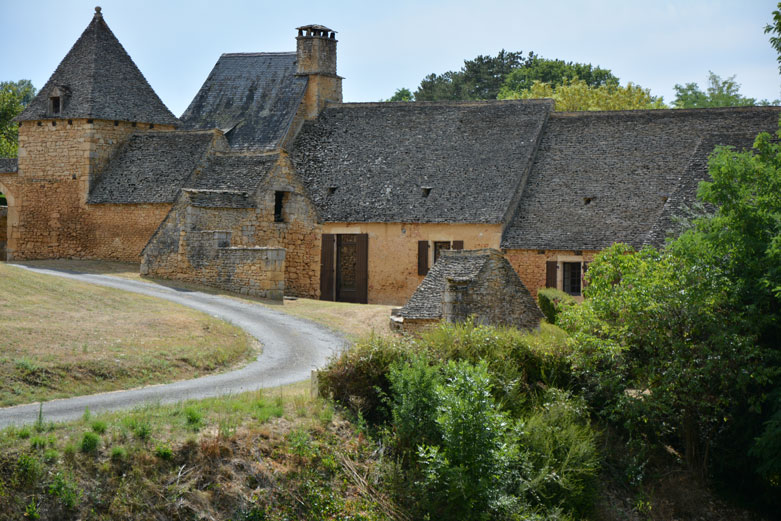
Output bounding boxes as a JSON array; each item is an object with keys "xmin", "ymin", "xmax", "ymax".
[{"xmin": 48, "ymin": 86, "xmax": 68, "ymax": 116}]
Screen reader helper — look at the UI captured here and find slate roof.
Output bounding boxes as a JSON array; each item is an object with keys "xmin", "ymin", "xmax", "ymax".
[
  {"xmin": 184, "ymin": 153, "xmax": 279, "ymax": 194},
  {"xmin": 180, "ymin": 53, "xmax": 308, "ymax": 151},
  {"xmin": 398, "ymin": 250, "xmax": 490, "ymax": 319},
  {"xmin": 644, "ymin": 132, "xmax": 760, "ymax": 247},
  {"xmin": 88, "ymin": 131, "xmax": 215, "ymax": 204},
  {"xmin": 290, "ymin": 100, "xmax": 553, "ymax": 223},
  {"xmin": 16, "ymin": 8, "xmax": 178, "ymax": 125},
  {"xmin": 501, "ymin": 107, "xmax": 781, "ymax": 250},
  {"xmin": 0, "ymin": 158, "xmax": 18, "ymax": 174}
]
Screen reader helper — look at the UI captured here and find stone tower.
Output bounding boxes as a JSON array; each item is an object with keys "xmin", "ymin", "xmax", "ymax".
[
  {"xmin": 295, "ymin": 25, "xmax": 343, "ymax": 118},
  {"xmin": 7, "ymin": 6, "xmax": 179, "ymax": 260}
]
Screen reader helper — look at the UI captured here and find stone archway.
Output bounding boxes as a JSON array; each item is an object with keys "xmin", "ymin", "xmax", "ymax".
[{"xmin": 0, "ymin": 181, "xmax": 16, "ymax": 261}]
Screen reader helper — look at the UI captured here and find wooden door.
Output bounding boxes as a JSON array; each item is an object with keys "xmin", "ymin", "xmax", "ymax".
[{"xmin": 336, "ymin": 234, "xmax": 368, "ymax": 303}]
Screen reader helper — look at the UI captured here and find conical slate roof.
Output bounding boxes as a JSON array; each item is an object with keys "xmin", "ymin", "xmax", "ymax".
[{"xmin": 16, "ymin": 7, "xmax": 178, "ymax": 125}]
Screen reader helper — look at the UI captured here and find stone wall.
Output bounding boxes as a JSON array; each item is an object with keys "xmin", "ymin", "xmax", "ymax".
[
  {"xmin": 142, "ymin": 154, "xmax": 321, "ymax": 298},
  {"xmin": 442, "ymin": 250, "xmax": 543, "ymax": 330},
  {"xmin": 504, "ymin": 248, "xmax": 598, "ymax": 299},
  {"xmin": 323, "ymin": 222, "xmax": 502, "ymax": 305},
  {"xmin": 0, "ymin": 206, "xmax": 7, "ymax": 260},
  {"xmin": 6, "ymin": 119, "xmax": 175, "ymax": 261}
]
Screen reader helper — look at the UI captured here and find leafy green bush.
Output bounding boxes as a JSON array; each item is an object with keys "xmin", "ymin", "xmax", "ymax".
[
  {"xmin": 91, "ymin": 420, "xmax": 107, "ymax": 434},
  {"xmin": 48, "ymin": 472, "xmax": 82, "ymax": 509},
  {"xmin": 517, "ymin": 389, "xmax": 599, "ymax": 516},
  {"xmin": 317, "ymin": 334, "xmax": 410, "ymax": 424},
  {"xmin": 110, "ymin": 446, "xmax": 127, "ymax": 462},
  {"xmin": 154, "ymin": 444, "xmax": 173, "ymax": 460},
  {"xmin": 537, "ymin": 288, "xmax": 575, "ymax": 325},
  {"xmin": 15, "ymin": 453, "xmax": 42, "ymax": 485},
  {"xmin": 80, "ymin": 431, "xmax": 100, "ymax": 453}
]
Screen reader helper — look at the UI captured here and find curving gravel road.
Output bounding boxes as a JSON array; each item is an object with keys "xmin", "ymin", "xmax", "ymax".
[{"xmin": 0, "ymin": 265, "xmax": 345, "ymax": 428}]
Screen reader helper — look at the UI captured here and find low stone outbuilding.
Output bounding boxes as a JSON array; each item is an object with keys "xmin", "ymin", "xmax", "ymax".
[{"xmin": 392, "ymin": 249, "xmax": 543, "ymax": 333}]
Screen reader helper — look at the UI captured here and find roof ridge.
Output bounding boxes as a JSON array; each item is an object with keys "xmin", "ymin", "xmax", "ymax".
[{"xmin": 220, "ymin": 52, "xmax": 295, "ymax": 57}]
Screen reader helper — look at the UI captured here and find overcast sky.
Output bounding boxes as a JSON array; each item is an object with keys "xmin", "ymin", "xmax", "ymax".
[{"xmin": 2, "ymin": 0, "xmax": 780, "ymax": 116}]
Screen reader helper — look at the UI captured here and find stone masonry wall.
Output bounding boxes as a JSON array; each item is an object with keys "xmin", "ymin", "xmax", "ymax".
[
  {"xmin": 0, "ymin": 206, "xmax": 7, "ymax": 260},
  {"xmin": 6, "ymin": 119, "xmax": 175, "ymax": 261},
  {"xmin": 442, "ymin": 250, "xmax": 543, "ymax": 330},
  {"xmin": 142, "ymin": 154, "xmax": 321, "ymax": 298},
  {"xmin": 504, "ymin": 248, "xmax": 598, "ymax": 300}
]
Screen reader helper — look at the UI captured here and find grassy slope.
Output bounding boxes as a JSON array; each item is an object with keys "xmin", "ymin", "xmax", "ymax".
[
  {"xmin": 0, "ymin": 383, "xmax": 393, "ymax": 521},
  {"xmin": 0, "ymin": 263, "xmax": 255, "ymax": 406}
]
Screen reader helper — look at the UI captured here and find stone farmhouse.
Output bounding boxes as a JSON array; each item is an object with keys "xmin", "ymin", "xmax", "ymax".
[{"xmin": 1, "ymin": 7, "xmax": 779, "ymax": 305}]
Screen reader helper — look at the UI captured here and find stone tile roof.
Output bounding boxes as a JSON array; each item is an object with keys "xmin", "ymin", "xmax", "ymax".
[
  {"xmin": 291, "ymin": 100, "xmax": 553, "ymax": 223},
  {"xmin": 180, "ymin": 53, "xmax": 307, "ymax": 151},
  {"xmin": 88, "ymin": 131, "xmax": 215, "ymax": 204},
  {"xmin": 184, "ymin": 153, "xmax": 279, "ymax": 194},
  {"xmin": 644, "ymin": 132, "xmax": 760, "ymax": 247},
  {"xmin": 501, "ymin": 107, "xmax": 781, "ymax": 251},
  {"xmin": 0, "ymin": 158, "xmax": 18, "ymax": 174},
  {"xmin": 398, "ymin": 250, "xmax": 490, "ymax": 319},
  {"xmin": 16, "ymin": 8, "xmax": 178, "ymax": 125}
]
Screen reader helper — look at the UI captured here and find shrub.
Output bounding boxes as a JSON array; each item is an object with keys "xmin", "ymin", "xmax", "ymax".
[
  {"xmin": 110, "ymin": 446, "xmax": 127, "ymax": 462},
  {"xmin": 317, "ymin": 334, "xmax": 410, "ymax": 425},
  {"xmin": 80, "ymin": 431, "xmax": 100, "ymax": 453},
  {"xmin": 537, "ymin": 288, "xmax": 575, "ymax": 325},
  {"xmin": 15, "ymin": 453, "xmax": 42, "ymax": 485},
  {"xmin": 184, "ymin": 406, "xmax": 203, "ymax": 431},
  {"xmin": 91, "ymin": 420, "xmax": 107, "ymax": 434},
  {"xmin": 48, "ymin": 472, "xmax": 82, "ymax": 509},
  {"xmin": 154, "ymin": 444, "xmax": 173, "ymax": 460},
  {"xmin": 517, "ymin": 389, "xmax": 599, "ymax": 516}
]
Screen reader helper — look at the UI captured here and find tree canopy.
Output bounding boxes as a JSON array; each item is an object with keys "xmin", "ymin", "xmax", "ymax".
[
  {"xmin": 765, "ymin": 2, "xmax": 781, "ymax": 75},
  {"xmin": 0, "ymin": 80, "xmax": 36, "ymax": 158},
  {"xmin": 499, "ymin": 77, "xmax": 666, "ymax": 111},
  {"xmin": 411, "ymin": 50, "xmax": 617, "ymax": 102},
  {"xmin": 672, "ymin": 72, "xmax": 758, "ymax": 108}
]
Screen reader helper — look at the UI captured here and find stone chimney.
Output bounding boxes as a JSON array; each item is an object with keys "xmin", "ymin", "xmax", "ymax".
[{"xmin": 295, "ymin": 25, "xmax": 342, "ymax": 118}]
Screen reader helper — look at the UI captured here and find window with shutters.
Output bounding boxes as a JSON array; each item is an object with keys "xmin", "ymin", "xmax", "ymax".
[
  {"xmin": 418, "ymin": 239, "xmax": 464, "ymax": 276},
  {"xmin": 545, "ymin": 256, "xmax": 589, "ymax": 298}
]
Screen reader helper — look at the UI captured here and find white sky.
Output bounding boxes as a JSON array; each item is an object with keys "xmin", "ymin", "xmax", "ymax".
[{"xmin": 1, "ymin": 0, "xmax": 779, "ymax": 116}]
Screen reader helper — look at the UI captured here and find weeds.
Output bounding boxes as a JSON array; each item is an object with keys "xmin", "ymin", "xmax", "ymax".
[
  {"xmin": 48, "ymin": 472, "xmax": 82, "ymax": 509},
  {"xmin": 80, "ymin": 432, "xmax": 100, "ymax": 453}
]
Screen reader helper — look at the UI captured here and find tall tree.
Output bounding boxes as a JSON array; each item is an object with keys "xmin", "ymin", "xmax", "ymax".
[
  {"xmin": 499, "ymin": 77, "xmax": 665, "ymax": 111},
  {"xmin": 383, "ymin": 88, "xmax": 413, "ymax": 102},
  {"xmin": 765, "ymin": 2, "xmax": 781, "ymax": 75},
  {"xmin": 673, "ymin": 72, "xmax": 756, "ymax": 108},
  {"xmin": 0, "ymin": 80, "xmax": 37, "ymax": 158},
  {"xmin": 413, "ymin": 51, "xmax": 617, "ymax": 102}
]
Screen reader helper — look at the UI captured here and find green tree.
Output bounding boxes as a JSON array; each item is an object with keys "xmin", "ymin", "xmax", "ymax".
[
  {"xmin": 0, "ymin": 80, "xmax": 36, "ymax": 158},
  {"xmin": 764, "ymin": 2, "xmax": 781, "ymax": 75},
  {"xmin": 673, "ymin": 72, "xmax": 756, "ymax": 108},
  {"xmin": 414, "ymin": 50, "xmax": 532, "ymax": 101},
  {"xmin": 559, "ymin": 127, "xmax": 781, "ymax": 505},
  {"xmin": 499, "ymin": 55, "xmax": 618, "ymax": 97},
  {"xmin": 383, "ymin": 87, "xmax": 413, "ymax": 102},
  {"xmin": 500, "ymin": 77, "xmax": 665, "ymax": 111}
]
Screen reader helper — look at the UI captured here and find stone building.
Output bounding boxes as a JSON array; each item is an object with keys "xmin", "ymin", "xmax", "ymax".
[
  {"xmin": 392, "ymin": 249, "xmax": 543, "ymax": 332},
  {"xmin": 1, "ymin": 7, "xmax": 779, "ymax": 304}
]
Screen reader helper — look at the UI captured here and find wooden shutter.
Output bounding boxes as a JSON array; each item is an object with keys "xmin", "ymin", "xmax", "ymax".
[
  {"xmin": 582, "ymin": 261, "xmax": 590, "ymax": 288},
  {"xmin": 545, "ymin": 261, "xmax": 558, "ymax": 288},
  {"xmin": 418, "ymin": 241, "xmax": 429, "ymax": 275},
  {"xmin": 452, "ymin": 240, "xmax": 464, "ymax": 250},
  {"xmin": 320, "ymin": 234, "xmax": 335, "ymax": 301},
  {"xmin": 355, "ymin": 234, "xmax": 369, "ymax": 304}
]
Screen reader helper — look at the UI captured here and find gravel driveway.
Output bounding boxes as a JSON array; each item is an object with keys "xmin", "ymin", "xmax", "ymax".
[{"xmin": 0, "ymin": 266, "xmax": 345, "ymax": 428}]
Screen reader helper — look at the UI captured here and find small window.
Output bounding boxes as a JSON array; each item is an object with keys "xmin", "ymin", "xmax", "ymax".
[
  {"xmin": 50, "ymin": 96, "xmax": 61, "ymax": 114},
  {"xmin": 562, "ymin": 262, "xmax": 582, "ymax": 297},
  {"xmin": 433, "ymin": 241, "xmax": 451, "ymax": 263},
  {"xmin": 274, "ymin": 191, "xmax": 286, "ymax": 223}
]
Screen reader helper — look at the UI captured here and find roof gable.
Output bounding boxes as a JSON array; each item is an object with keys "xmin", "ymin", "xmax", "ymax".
[
  {"xmin": 180, "ymin": 53, "xmax": 308, "ymax": 151},
  {"xmin": 291, "ymin": 100, "xmax": 552, "ymax": 224},
  {"xmin": 16, "ymin": 8, "xmax": 178, "ymax": 125}
]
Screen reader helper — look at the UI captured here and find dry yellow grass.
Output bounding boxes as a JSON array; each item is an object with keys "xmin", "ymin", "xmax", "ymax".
[
  {"xmin": 0, "ymin": 263, "xmax": 255, "ymax": 407},
  {"xmin": 15, "ymin": 259, "xmax": 396, "ymax": 339}
]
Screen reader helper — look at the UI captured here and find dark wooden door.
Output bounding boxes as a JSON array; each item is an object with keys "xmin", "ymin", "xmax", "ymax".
[{"xmin": 335, "ymin": 234, "xmax": 368, "ymax": 303}]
